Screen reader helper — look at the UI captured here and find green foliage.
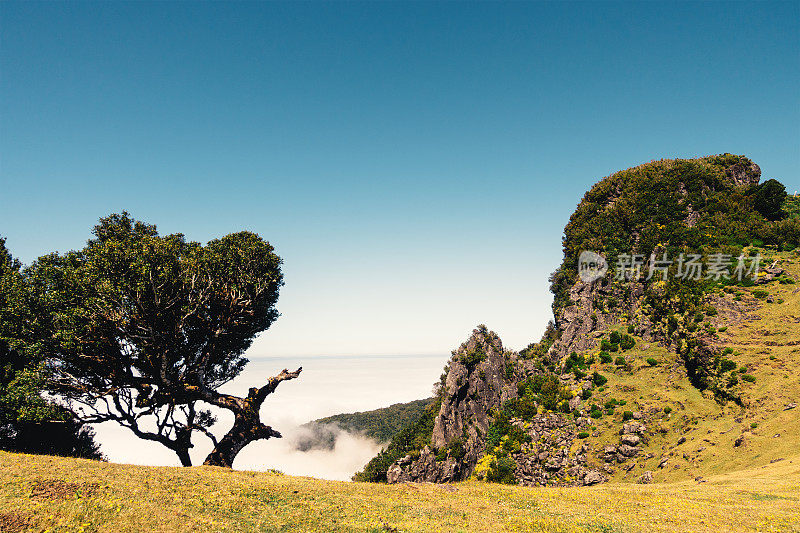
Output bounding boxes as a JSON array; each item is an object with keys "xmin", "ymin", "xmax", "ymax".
[
  {"xmin": 646, "ymin": 357, "xmax": 658, "ymax": 366},
  {"xmin": 600, "ymin": 339, "xmax": 612, "ymax": 352},
  {"xmin": 0, "ymin": 238, "xmax": 104, "ymax": 459},
  {"xmin": 353, "ymin": 398, "xmax": 441, "ymax": 482},
  {"xmin": 486, "ymin": 456, "xmax": 517, "ymax": 484},
  {"xmin": 663, "ymin": 406, "xmax": 673, "ymax": 414},
  {"xmin": 592, "ymin": 372, "xmax": 607, "ymax": 386},
  {"xmin": 577, "ymin": 431, "xmax": 590, "ymax": 439},
  {"xmin": 460, "ymin": 346, "xmax": 487, "ymax": 368},
  {"xmin": 609, "ymin": 331, "xmax": 621, "ymax": 344},
  {"xmin": 627, "ymin": 324, "xmax": 635, "ymax": 334},
  {"xmin": 614, "ymin": 356, "xmax": 625, "ymax": 366},
  {"xmin": 299, "ymin": 398, "xmax": 435, "ymax": 450},
  {"xmin": 563, "ymin": 352, "xmax": 587, "ymax": 373},
  {"xmin": 750, "ymin": 422, "xmax": 758, "ymax": 429},
  {"xmin": 742, "ymin": 374, "xmax": 756, "ymax": 383},
  {"xmin": 752, "ymin": 179, "xmax": 788, "ymax": 221},
  {"xmin": 620, "ymin": 334, "xmax": 635, "ymax": 350},
  {"xmin": 719, "ymin": 358, "xmax": 737, "ymax": 373},
  {"xmin": 622, "ymin": 411, "xmax": 633, "ymax": 421},
  {"xmin": 14, "ymin": 213, "xmax": 287, "ymax": 466},
  {"xmin": 599, "ymin": 351, "xmax": 612, "ymax": 364},
  {"xmin": 501, "ymin": 396, "xmax": 538, "ymax": 420},
  {"xmin": 752, "ymin": 289, "xmax": 769, "ymax": 299}
]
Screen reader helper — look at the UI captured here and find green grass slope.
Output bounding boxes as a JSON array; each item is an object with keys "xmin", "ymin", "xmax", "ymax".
[
  {"xmin": 1, "ymin": 450, "xmax": 798, "ymax": 532},
  {"xmin": 558, "ymin": 250, "xmax": 800, "ymax": 484}
]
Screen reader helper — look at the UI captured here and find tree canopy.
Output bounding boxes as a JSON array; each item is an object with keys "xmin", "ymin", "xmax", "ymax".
[
  {"xmin": 0, "ymin": 238, "xmax": 103, "ymax": 459},
  {"xmin": 23, "ymin": 213, "xmax": 298, "ymax": 467}
]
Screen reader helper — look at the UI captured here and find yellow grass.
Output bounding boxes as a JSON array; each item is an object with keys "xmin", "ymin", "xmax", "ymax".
[{"xmin": 1, "ymin": 450, "xmax": 798, "ymax": 532}]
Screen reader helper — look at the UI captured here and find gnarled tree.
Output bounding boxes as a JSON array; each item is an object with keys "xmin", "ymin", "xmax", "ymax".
[{"xmin": 30, "ymin": 213, "xmax": 300, "ymax": 467}]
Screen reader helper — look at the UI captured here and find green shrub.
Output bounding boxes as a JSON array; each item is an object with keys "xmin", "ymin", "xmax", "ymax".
[
  {"xmin": 460, "ymin": 346, "xmax": 487, "ymax": 367},
  {"xmin": 723, "ymin": 347, "xmax": 734, "ymax": 354},
  {"xmin": 663, "ymin": 406, "xmax": 672, "ymax": 414},
  {"xmin": 627, "ymin": 324, "xmax": 635, "ymax": 334},
  {"xmin": 646, "ymin": 357, "xmax": 658, "ymax": 366},
  {"xmin": 577, "ymin": 431, "xmax": 590, "ymax": 439},
  {"xmin": 718, "ymin": 326, "xmax": 728, "ymax": 332},
  {"xmin": 573, "ymin": 368, "xmax": 586, "ymax": 380},
  {"xmin": 609, "ymin": 331, "xmax": 621, "ymax": 344},
  {"xmin": 614, "ymin": 356, "xmax": 625, "ymax": 366},
  {"xmin": 600, "ymin": 339, "xmax": 612, "ymax": 351},
  {"xmin": 705, "ymin": 306, "xmax": 718, "ymax": 316},
  {"xmin": 592, "ymin": 372, "xmax": 607, "ymax": 386},
  {"xmin": 622, "ymin": 411, "xmax": 634, "ymax": 421},
  {"xmin": 581, "ymin": 389, "xmax": 592, "ymax": 400},
  {"xmin": 752, "ymin": 289, "xmax": 769, "ymax": 299},
  {"xmin": 742, "ymin": 374, "xmax": 756, "ymax": 383},
  {"xmin": 750, "ymin": 422, "xmax": 758, "ymax": 429},
  {"xmin": 609, "ymin": 343, "xmax": 619, "ymax": 352},
  {"xmin": 620, "ymin": 334, "xmax": 635, "ymax": 350},
  {"xmin": 486, "ymin": 456, "xmax": 517, "ymax": 484},
  {"xmin": 599, "ymin": 351, "xmax": 612, "ymax": 364},
  {"xmin": 719, "ymin": 358, "xmax": 737, "ymax": 372}
]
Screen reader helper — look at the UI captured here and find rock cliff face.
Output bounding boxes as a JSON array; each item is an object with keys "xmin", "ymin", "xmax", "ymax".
[{"xmin": 387, "ymin": 326, "xmax": 516, "ymax": 483}]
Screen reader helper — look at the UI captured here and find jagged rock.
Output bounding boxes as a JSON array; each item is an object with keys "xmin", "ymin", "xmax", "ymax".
[
  {"xmin": 621, "ymin": 422, "xmax": 646, "ymax": 435},
  {"xmin": 387, "ymin": 463, "xmax": 403, "ymax": 484},
  {"xmin": 734, "ymin": 434, "xmax": 745, "ymax": 447},
  {"xmin": 658, "ymin": 457, "xmax": 668, "ymax": 469},
  {"xmin": 568, "ymin": 396, "xmax": 582, "ymax": 412},
  {"xmin": 632, "ymin": 411, "xmax": 643, "ymax": 420},
  {"xmin": 618, "ymin": 444, "xmax": 640, "ymax": 458},
  {"xmin": 621, "ymin": 434, "xmax": 640, "ymax": 446},
  {"xmin": 784, "ymin": 403, "xmax": 797, "ymax": 411},
  {"xmin": 637, "ymin": 471, "xmax": 653, "ymax": 484},
  {"xmin": 677, "ymin": 436, "xmax": 686, "ymax": 445},
  {"xmin": 726, "ymin": 160, "xmax": 761, "ymax": 186},
  {"xmin": 583, "ymin": 471, "xmax": 604, "ymax": 486},
  {"xmin": 389, "ymin": 326, "xmax": 516, "ymax": 483}
]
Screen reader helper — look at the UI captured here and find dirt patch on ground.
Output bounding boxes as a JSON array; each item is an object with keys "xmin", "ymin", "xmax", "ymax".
[
  {"xmin": 0, "ymin": 512, "xmax": 31, "ymax": 533},
  {"xmin": 30, "ymin": 478, "xmax": 99, "ymax": 500}
]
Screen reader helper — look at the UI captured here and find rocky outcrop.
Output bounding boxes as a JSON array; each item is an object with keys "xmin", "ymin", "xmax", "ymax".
[
  {"xmin": 387, "ymin": 326, "xmax": 516, "ymax": 483},
  {"xmin": 725, "ymin": 160, "xmax": 761, "ymax": 187},
  {"xmin": 510, "ymin": 414, "xmax": 604, "ymax": 487}
]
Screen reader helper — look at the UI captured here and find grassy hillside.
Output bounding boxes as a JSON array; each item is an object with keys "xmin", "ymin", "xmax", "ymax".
[
  {"xmin": 560, "ymin": 249, "xmax": 800, "ymax": 484},
  {"xmin": 1, "ymin": 450, "xmax": 798, "ymax": 533}
]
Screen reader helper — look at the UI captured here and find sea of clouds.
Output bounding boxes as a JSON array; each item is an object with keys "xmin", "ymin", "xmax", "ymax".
[{"xmin": 91, "ymin": 354, "xmax": 446, "ymax": 480}]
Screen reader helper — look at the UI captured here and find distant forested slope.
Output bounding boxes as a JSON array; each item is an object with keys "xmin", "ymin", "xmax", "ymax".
[{"xmin": 294, "ymin": 398, "xmax": 435, "ymax": 451}]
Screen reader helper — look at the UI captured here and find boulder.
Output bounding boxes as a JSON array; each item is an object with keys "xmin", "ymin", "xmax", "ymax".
[
  {"xmin": 583, "ymin": 471, "xmax": 604, "ymax": 486},
  {"xmin": 621, "ymin": 434, "xmax": 640, "ymax": 446}
]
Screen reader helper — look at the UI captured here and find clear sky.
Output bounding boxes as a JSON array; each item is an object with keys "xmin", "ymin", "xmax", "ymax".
[{"xmin": 2, "ymin": 1, "xmax": 798, "ymax": 357}]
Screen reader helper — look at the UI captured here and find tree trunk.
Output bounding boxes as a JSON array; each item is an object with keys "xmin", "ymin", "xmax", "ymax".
[
  {"xmin": 202, "ymin": 367, "xmax": 301, "ymax": 468},
  {"xmin": 203, "ymin": 416, "xmax": 280, "ymax": 468},
  {"xmin": 176, "ymin": 447, "xmax": 192, "ymax": 467}
]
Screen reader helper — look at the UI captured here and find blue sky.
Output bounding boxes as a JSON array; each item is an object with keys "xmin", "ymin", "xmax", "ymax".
[{"xmin": 1, "ymin": 1, "xmax": 798, "ymax": 356}]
